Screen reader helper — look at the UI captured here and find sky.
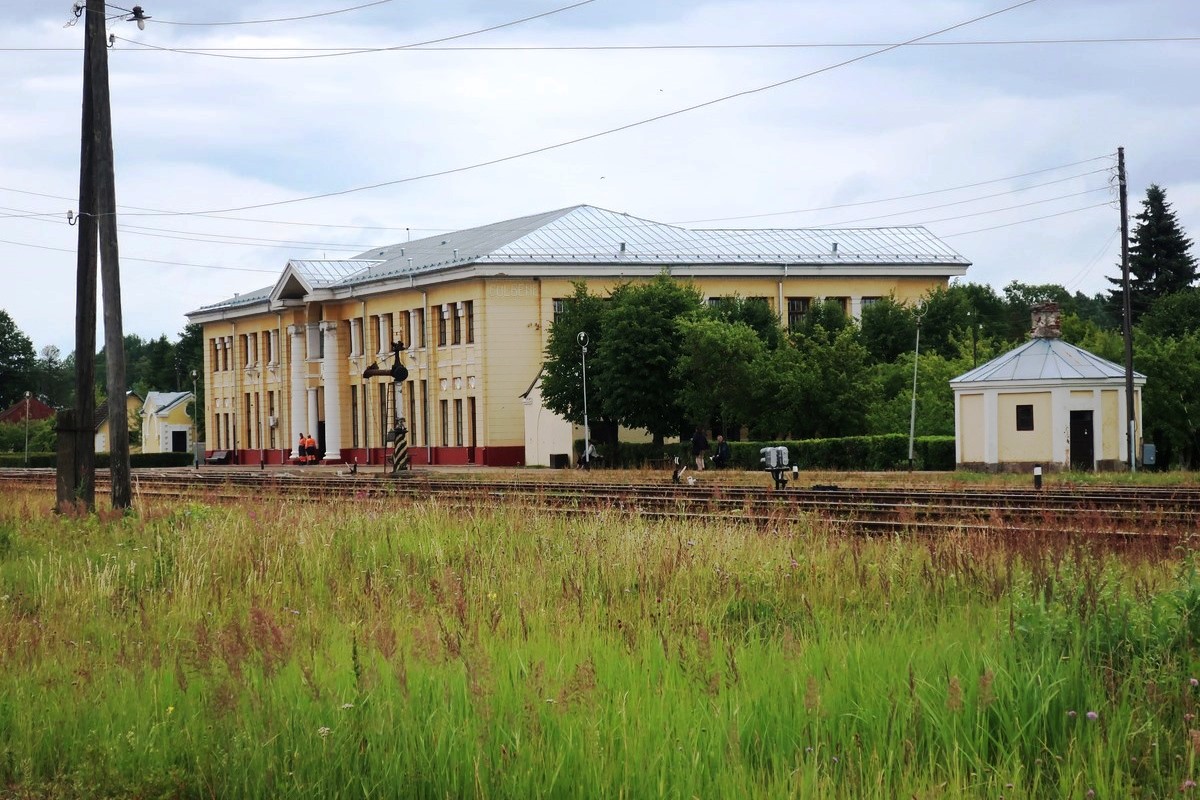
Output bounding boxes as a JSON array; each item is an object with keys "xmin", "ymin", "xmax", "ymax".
[{"xmin": 1, "ymin": 0, "xmax": 1198, "ymax": 357}]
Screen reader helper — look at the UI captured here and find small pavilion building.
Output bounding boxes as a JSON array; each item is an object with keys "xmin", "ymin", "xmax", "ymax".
[{"xmin": 950, "ymin": 303, "xmax": 1146, "ymax": 472}]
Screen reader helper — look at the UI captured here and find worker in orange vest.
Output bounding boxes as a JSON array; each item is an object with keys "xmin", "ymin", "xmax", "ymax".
[{"xmin": 305, "ymin": 433, "xmax": 317, "ymax": 464}]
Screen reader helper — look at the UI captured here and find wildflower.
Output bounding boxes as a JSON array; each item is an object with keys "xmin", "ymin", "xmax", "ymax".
[
  {"xmin": 1181, "ymin": 779, "xmax": 1197, "ymax": 791},
  {"xmin": 1187, "ymin": 713, "xmax": 1195, "ymax": 723},
  {"xmin": 1067, "ymin": 710, "xmax": 1077, "ymax": 719},
  {"xmin": 487, "ymin": 592, "xmax": 497, "ymax": 603},
  {"xmin": 1086, "ymin": 791, "xmax": 1095, "ymax": 799},
  {"xmin": 340, "ymin": 703, "xmax": 354, "ymax": 710},
  {"xmin": 1191, "ymin": 678, "xmax": 1199, "ymax": 688},
  {"xmin": 166, "ymin": 706, "xmax": 174, "ymax": 716},
  {"xmin": 1086, "ymin": 711, "xmax": 1099, "ymax": 722},
  {"xmin": 318, "ymin": 726, "xmax": 331, "ymax": 739}
]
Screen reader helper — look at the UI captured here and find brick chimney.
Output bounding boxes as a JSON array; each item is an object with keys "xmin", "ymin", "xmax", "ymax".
[{"xmin": 1030, "ymin": 302, "xmax": 1062, "ymax": 339}]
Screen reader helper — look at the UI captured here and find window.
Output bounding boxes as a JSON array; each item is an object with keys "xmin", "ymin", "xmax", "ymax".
[
  {"xmin": 452, "ymin": 303, "xmax": 462, "ymax": 345},
  {"xmin": 440, "ymin": 399, "xmax": 449, "ymax": 446},
  {"xmin": 465, "ymin": 301, "xmax": 475, "ymax": 344},
  {"xmin": 1016, "ymin": 404, "xmax": 1034, "ymax": 431},
  {"xmin": 413, "ymin": 308, "xmax": 426, "ymax": 348},
  {"xmin": 398, "ymin": 311, "xmax": 411, "ymax": 348},
  {"xmin": 861, "ymin": 296, "xmax": 882, "ymax": 310},
  {"xmin": 787, "ymin": 297, "xmax": 810, "ymax": 330},
  {"xmin": 407, "ymin": 380, "xmax": 417, "ymax": 445},
  {"xmin": 467, "ymin": 397, "xmax": 477, "ymax": 448},
  {"xmin": 437, "ymin": 306, "xmax": 448, "ymax": 347},
  {"xmin": 306, "ymin": 324, "xmax": 323, "ymax": 360},
  {"xmin": 268, "ymin": 391, "xmax": 276, "ymax": 448},
  {"xmin": 454, "ymin": 399, "xmax": 464, "ymax": 446},
  {"xmin": 350, "ymin": 385, "xmax": 359, "ymax": 448},
  {"xmin": 552, "ymin": 298, "xmax": 568, "ymax": 326},
  {"xmin": 420, "ymin": 380, "xmax": 429, "ymax": 446},
  {"xmin": 245, "ymin": 395, "xmax": 253, "ymax": 447}
]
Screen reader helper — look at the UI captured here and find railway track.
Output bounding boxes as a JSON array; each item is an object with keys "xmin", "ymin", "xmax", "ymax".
[{"xmin": 3, "ymin": 467, "xmax": 1197, "ymax": 546}]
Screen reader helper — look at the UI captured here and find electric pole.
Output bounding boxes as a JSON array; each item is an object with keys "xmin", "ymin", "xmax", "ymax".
[
  {"xmin": 61, "ymin": 0, "xmax": 133, "ymax": 510},
  {"xmin": 1118, "ymin": 146, "xmax": 1136, "ymax": 473}
]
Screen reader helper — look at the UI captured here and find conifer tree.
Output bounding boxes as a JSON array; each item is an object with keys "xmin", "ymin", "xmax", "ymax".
[{"xmin": 1108, "ymin": 184, "xmax": 1197, "ymax": 323}]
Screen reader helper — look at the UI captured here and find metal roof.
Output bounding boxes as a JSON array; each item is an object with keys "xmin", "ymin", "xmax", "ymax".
[
  {"xmin": 349, "ymin": 205, "xmax": 969, "ymax": 284},
  {"xmin": 951, "ymin": 337, "xmax": 1145, "ymax": 384},
  {"xmin": 143, "ymin": 391, "xmax": 192, "ymax": 417},
  {"xmin": 288, "ymin": 259, "xmax": 382, "ymax": 288},
  {"xmin": 190, "ymin": 204, "xmax": 970, "ymax": 314}
]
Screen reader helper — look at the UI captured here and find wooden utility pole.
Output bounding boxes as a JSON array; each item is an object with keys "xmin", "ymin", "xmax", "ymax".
[
  {"xmin": 88, "ymin": 0, "xmax": 132, "ymax": 508},
  {"xmin": 60, "ymin": 0, "xmax": 131, "ymax": 511},
  {"xmin": 62, "ymin": 0, "xmax": 100, "ymax": 512},
  {"xmin": 1118, "ymin": 146, "xmax": 1136, "ymax": 473}
]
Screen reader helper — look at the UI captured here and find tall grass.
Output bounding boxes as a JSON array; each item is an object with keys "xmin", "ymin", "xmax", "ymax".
[{"xmin": 0, "ymin": 488, "xmax": 1198, "ymax": 798}]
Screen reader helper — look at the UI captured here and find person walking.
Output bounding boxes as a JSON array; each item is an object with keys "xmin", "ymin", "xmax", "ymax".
[{"xmin": 691, "ymin": 427, "xmax": 709, "ymax": 471}]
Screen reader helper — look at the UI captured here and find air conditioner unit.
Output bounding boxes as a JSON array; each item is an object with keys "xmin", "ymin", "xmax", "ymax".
[{"xmin": 268, "ymin": 415, "xmax": 278, "ymax": 428}]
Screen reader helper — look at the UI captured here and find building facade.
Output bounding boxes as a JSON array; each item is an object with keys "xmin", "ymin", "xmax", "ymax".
[
  {"xmin": 187, "ymin": 205, "xmax": 970, "ymax": 466},
  {"xmin": 140, "ymin": 391, "xmax": 195, "ymax": 454},
  {"xmin": 950, "ymin": 305, "xmax": 1146, "ymax": 472}
]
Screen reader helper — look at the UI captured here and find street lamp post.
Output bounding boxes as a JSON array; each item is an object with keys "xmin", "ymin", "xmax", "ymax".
[
  {"xmin": 907, "ymin": 307, "xmax": 925, "ymax": 472},
  {"xmin": 191, "ymin": 369, "xmax": 199, "ymax": 469},
  {"xmin": 24, "ymin": 391, "xmax": 31, "ymax": 467},
  {"xmin": 577, "ymin": 331, "xmax": 591, "ymax": 468}
]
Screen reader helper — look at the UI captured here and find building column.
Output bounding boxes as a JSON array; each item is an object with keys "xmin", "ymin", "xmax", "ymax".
[
  {"xmin": 320, "ymin": 320, "xmax": 343, "ymax": 460},
  {"xmin": 307, "ymin": 388, "xmax": 319, "ymax": 448},
  {"xmin": 1051, "ymin": 387, "xmax": 1068, "ymax": 466},
  {"xmin": 350, "ymin": 318, "xmax": 362, "ymax": 358},
  {"xmin": 288, "ymin": 324, "xmax": 306, "ymax": 459}
]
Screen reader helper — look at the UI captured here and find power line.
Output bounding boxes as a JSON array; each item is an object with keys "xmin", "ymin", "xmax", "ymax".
[
  {"xmin": 108, "ymin": 0, "xmax": 1045, "ymax": 218},
  {"xmin": 0, "ymin": 236, "xmax": 278, "ymax": 273},
  {"xmin": 112, "ymin": 0, "xmax": 598, "ymax": 62},
  {"xmin": 0, "ymin": 157, "xmax": 1112, "ymax": 241},
  {"xmin": 812, "ymin": 184, "xmax": 1112, "ymax": 228},
  {"xmin": 940, "ymin": 202, "xmax": 1112, "ymax": 238},
  {"xmin": 677, "ymin": 160, "xmax": 1113, "ymax": 224},
  {"xmin": 19, "ymin": 35, "xmax": 1197, "ymax": 54},
  {"xmin": 115, "ymin": 0, "xmax": 395, "ymax": 27}
]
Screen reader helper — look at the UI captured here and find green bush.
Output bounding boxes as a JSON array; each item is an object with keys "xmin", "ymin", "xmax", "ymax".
[{"xmin": 0, "ymin": 452, "xmax": 194, "ymax": 469}]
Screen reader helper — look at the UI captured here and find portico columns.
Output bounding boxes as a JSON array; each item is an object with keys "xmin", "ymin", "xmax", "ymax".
[
  {"xmin": 320, "ymin": 320, "xmax": 343, "ymax": 461},
  {"xmin": 288, "ymin": 324, "xmax": 306, "ymax": 460}
]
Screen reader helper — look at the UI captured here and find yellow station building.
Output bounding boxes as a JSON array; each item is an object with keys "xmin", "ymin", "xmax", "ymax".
[{"xmin": 186, "ymin": 205, "xmax": 970, "ymax": 466}]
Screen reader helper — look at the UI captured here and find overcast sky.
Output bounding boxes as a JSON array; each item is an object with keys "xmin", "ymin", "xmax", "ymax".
[{"xmin": 1, "ymin": 0, "xmax": 1197, "ymax": 357}]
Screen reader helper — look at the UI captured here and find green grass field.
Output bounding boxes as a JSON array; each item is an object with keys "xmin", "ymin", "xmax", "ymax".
[{"xmin": 1, "ymin": 486, "xmax": 1199, "ymax": 798}]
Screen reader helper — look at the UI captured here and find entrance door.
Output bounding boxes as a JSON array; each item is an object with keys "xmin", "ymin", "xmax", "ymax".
[
  {"xmin": 171, "ymin": 430, "xmax": 187, "ymax": 452},
  {"xmin": 1070, "ymin": 410, "xmax": 1094, "ymax": 471}
]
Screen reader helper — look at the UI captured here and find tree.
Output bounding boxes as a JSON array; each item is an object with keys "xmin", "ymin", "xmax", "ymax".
[
  {"xmin": 540, "ymin": 283, "xmax": 613, "ymax": 439},
  {"xmin": 1135, "ymin": 330, "xmax": 1200, "ymax": 468},
  {"xmin": 594, "ymin": 275, "xmax": 702, "ymax": 445},
  {"xmin": 34, "ymin": 345, "xmax": 73, "ymax": 409},
  {"xmin": 860, "ymin": 296, "xmax": 917, "ymax": 364},
  {"xmin": 672, "ymin": 317, "xmax": 765, "ymax": 436},
  {"xmin": 176, "ymin": 322, "xmax": 205, "ymax": 439},
  {"xmin": 705, "ymin": 296, "xmax": 782, "ymax": 350},
  {"xmin": 1139, "ymin": 289, "xmax": 1200, "ymax": 340},
  {"xmin": 0, "ymin": 309, "xmax": 36, "ymax": 408},
  {"xmin": 1108, "ymin": 184, "xmax": 1197, "ymax": 324}
]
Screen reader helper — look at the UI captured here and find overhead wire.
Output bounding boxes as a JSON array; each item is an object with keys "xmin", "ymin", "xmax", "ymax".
[
  {"xmin": 940, "ymin": 203, "xmax": 1112, "ymax": 238},
  {"xmin": 104, "ymin": 0, "xmax": 1045, "ymax": 218},
  {"xmin": 0, "ymin": 156, "xmax": 1115, "ymax": 247},
  {"xmin": 105, "ymin": 0, "xmax": 395, "ymax": 27},
  {"xmin": 15, "ymin": 35, "xmax": 1200, "ymax": 53},
  {"xmin": 0, "ymin": 236, "xmax": 278, "ymax": 273},
  {"xmin": 676, "ymin": 160, "xmax": 1114, "ymax": 224},
  {"xmin": 112, "ymin": 0, "xmax": 598, "ymax": 62},
  {"xmin": 811, "ymin": 185, "xmax": 1112, "ymax": 228}
]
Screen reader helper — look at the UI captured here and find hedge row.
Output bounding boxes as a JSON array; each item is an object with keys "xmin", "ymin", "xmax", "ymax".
[
  {"xmin": 0, "ymin": 452, "xmax": 194, "ymax": 469},
  {"xmin": 576, "ymin": 434, "xmax": 955, "ymax": 472}
]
